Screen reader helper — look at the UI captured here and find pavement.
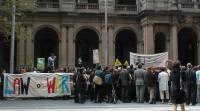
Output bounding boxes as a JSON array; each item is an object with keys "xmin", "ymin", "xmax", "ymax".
[{"xmin": 0, "ymin": 98, "xmax": 199, "ymax": 111}]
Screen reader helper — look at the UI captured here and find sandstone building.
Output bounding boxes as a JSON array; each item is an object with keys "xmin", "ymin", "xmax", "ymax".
[{"xmin": 1, "ymin": 0, "xmax": 200, "ymax": 70}]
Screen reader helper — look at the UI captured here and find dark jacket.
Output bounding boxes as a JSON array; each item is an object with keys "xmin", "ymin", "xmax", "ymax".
[
  {"xmin": 119, "ymin": 69, "xmax": 131, "ymax": 86},
  {"xmin": 185, "ymin": 68, "xmax": 196, "ymax": 86},
  {"xmin": 73, "ymin": 72, "xmax": 86, "ymax": 93},
  {"xmin": 145, "ymin": 72, "xmax": 157, "ymax": 87},
  {"xmin": 169, "ymin": 68, "xmax": 186, "ymax": 104}
]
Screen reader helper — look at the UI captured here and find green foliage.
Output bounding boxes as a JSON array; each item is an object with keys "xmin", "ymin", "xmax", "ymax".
[{"xmin": 0, "ymin": 0, "xmax": 36, "ymax": 40}]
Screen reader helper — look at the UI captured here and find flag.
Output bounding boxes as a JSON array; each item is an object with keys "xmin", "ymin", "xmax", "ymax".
[
  {"xmin": 124, "ymin": 60, "xmax": 129, "ymax": 66},
  {"xmin": 114, "ymin": 59, "xmax": 122, "ymax": 67}
]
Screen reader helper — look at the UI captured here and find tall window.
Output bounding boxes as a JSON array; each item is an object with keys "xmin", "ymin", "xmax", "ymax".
[
  {"xmin": 76, "ymin": 0, "xmax": 98, "ymax": 4},
  {"xmin": 117, "ymin": 0, "xmax": 136, "ymax": 5},
  {"xmin": 155, "ymin": 32, "xmax": 166, "ymax": 53}
]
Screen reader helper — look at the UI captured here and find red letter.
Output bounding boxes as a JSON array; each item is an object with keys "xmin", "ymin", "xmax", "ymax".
[
  {"xmin": 47, "ymin": 77, "xmax": 56, "ymax": 93},
  {"xmin": 13, "ymin": 78, "xmax": 20, "ymax": 95}
]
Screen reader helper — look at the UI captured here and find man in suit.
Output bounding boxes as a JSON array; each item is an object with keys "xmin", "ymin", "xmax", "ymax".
[
  {"xmin": 134, "ymin": 63, "xmax": 146, "ymax": 103},
  {"xmin": 119, "ymin": 65, "xmax": 131, "ymax": 103},
  {"xmin": 185, "ymin": 63, "xmax": 197, "ymax": 105}
]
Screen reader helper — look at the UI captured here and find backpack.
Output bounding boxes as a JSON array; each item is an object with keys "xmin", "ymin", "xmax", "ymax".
[
  {"xmin": 105, "ymin": 73, "xmax": 112, "ymax": 84},
  {"xmin": 93, "ymin": 75, "xmax": 103, "ymax": 85}
]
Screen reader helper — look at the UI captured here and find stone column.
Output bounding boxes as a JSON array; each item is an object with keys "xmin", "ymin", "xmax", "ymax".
[
  {"xmin": 60, "ymin": 25, "xmax": 67, "ymax": 67},
  {"xmin": 170, "ymin": 24, "xmax": 178, "ymax": 60},
  {"xmin": 18, "ymin": 26, "xmax": 25, "ymax": 66},
  {"xmin": 142, "ymin": 25, "xmax": 146, "ymax": 54},
  {"xmin": 67, "ymin": 25, "xmax": 75, "ymax": 66},
  {"xmin": 137, "ymin": 40, "xmax": 143, "ymax": 54},
  {"xmin": 25, "ymin": 26, "xmax": 34, "ymax": 66},
  {"xmin": 108, "ymin": 25, "xmax": 114, "ymax": 66},
  {"xmin": 143, "ymin": 23, "xmax": 154, "ymax": 54}
]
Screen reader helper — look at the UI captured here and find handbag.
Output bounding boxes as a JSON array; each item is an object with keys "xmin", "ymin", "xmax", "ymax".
[{"xmin": 93, "ymin": 75, "xmax": 103, "ymax": 85}]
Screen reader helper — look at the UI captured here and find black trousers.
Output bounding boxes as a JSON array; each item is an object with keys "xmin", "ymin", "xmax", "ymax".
[
  {"xmin": 94, "ymin": 84, "xmax": 103, "ymax": 102},
  {"xmin": 121, "ymin": 86, "xmax": 129, "ymax": 102},
  {"xmin": 185, "ymin": 84, "xmax": 197, "ymax": 105}
]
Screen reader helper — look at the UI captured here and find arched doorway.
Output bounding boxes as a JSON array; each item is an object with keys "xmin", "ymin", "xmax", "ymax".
[
  {"xmin": 0, "ymin": 32, "xmax": 17, "ymax": 72},
  {"xmin": 155, "ymin": 32, "xmax": 166, "ymax": 53},
  {"xmin": 34, "ymin": 27, "xmax": 59, "ymax": 69},
  {"xmin": 178, "ymin": 28, "xmax": 197, "ymax": 65},
  {"xmin": 75, "ymin": 29, "xmax": 99, "ymax": 67},
  {"xmin": 115, "ymin": 29, "xmax": 137, "ymax": 64}
]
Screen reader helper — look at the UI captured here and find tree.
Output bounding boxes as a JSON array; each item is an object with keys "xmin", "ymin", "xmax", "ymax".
[{"xmin": 0, "ymin": 0, "xmax": 35, "ymax": 43}]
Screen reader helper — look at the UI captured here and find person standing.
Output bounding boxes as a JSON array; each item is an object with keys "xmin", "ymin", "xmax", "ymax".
[
  {"xmin": 158, "ymin": 67, "xmax": 169, "ymax": 103},
  {"xmin": 128, "ymin": 64, "xmax": 136, "ymax": 102},
  {"xmin": 73, "ymin": 68, "xmax": 87, "ymax": 103},
  {"xmin": 119, "ymin": 65, "xmax": 131, "ymax": 103},
  {"xmin": 185, "ymin": 63, "xmax": 197, "ymax": 105},
  {"xmin": 134, "ymin": 63, "xmax": 146, "ymax": 103},
  {"xmin": 94, "ymin": 66, "xmax": 104, "ymax": 103},
  {"xmin": 170, "ymin": 61, "xmax": 186, "ymax": 111},
  {"xmin": 104, "ymin": 67, "xmax": 113, "ymax": 103},
  {"xmin": 47, "ymin": 53, "xmax": 56, "ymax": 72},
  {"xmin": 196, "ymin": 65, "xmax": 200, "ymax": 103},
  {"xmin": 145, "ymin": 67, "xmax": 157, "ymax": 104}
]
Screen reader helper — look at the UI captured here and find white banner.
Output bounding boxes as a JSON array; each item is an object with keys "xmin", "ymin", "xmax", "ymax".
[
  {"xmin": 4, "ymin": 73, "xmax": 73, "ymax": 97},
  {"xmin": 130, "ymin": 52, "xmax": 168, "ymax": 68},
  {"xmin": 93, "ymin": 49, "xmax": 99, "ymax": 64}
]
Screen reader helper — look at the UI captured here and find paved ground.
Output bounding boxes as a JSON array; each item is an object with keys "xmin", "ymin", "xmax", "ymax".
[{"xmin": 0, "ymin": 98, "xmax": 199, "ymax": 111}]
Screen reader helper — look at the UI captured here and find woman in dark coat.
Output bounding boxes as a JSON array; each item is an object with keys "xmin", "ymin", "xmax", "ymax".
[
  {"xmin": 73, "ymin": 68, "xmax": 87, "ymax": 103},
  {"xmin": 169, "ymin": 61, "xmax": 186, "ymax": 111}
]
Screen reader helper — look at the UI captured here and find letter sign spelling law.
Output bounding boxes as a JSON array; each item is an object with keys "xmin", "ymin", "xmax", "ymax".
[{"xmin": 4, "ymin": 73, "xmax": 72, "ymax": 97}]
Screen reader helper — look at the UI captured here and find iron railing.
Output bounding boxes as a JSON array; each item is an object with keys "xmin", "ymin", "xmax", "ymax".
[
  {"xmin": 180, "ymin": 1, "xmax": 195, "ymax": 8},
  {"xmin": 76, "ymin": 3, "xmax": 99, "ymax": 9},
  {"xmin": 115, "ymin": 5, "xmax": 137, "ymax": 11},
  {"xmin": 36, "ymin": 1, "xmax": 59, "ymax": 8}
]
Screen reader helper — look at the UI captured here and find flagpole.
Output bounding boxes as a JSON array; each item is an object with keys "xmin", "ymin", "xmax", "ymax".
[
  {"xmin": 10, "ymin": 0, "xmax": 16, "ymax": 73},
  {"xmin": 104, "ymin": 0, "xmax": 108, "ymax": 66}
]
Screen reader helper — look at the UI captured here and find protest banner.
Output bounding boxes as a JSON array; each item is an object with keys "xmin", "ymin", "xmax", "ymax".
[
  {"xmin": 130, "ymin": 52, "xmax": 168, "ymax": 68},
  {"xmin": 4, "ymin": 73, "xmax": 73, "ymax": 97},
  {"xmin": 93, "ymin": 49, "xmax": 99, "ymax": 64}
]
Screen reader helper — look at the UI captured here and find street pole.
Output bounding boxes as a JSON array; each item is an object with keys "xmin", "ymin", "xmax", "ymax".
[
  {"xmin": 10, "ymin": 0, "xmax": 16, "ymax": 73},
  {"xmin": 104, "ymin": 0, "xmax": 108, "ymax": 66}
]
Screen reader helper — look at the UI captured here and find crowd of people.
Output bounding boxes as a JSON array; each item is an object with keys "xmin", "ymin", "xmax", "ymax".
[
  {"xmin": 72, "ymin": 61, "xmax": 200, "ymax": 111},
  {"xmin": 0, "ymin": 59, "xmax": 200, "ymax": 111}
]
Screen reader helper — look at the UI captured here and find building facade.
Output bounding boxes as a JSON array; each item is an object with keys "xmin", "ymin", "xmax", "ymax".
[{"xmin": 1, "ymin": 0, "xmax": 200, "ymax": 70}]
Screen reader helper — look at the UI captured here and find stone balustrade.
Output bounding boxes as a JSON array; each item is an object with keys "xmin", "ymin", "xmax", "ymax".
[
  {"xmin": 76, "ymin": 3, "xmax": 99, "ymax": 9},
  {"xmin": 2, "ymin": 0, "xmax": 199, "ymax": 14},
  {"xmin": 115, "ymin": 5, "xmax": 137, "ymax": 11},
  {"xmin": 36, "ymin": 1, "xmax": 59, "ymax": 8}
]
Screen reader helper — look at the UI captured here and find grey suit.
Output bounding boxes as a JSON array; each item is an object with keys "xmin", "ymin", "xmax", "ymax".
[
  {"xmin": 134, "ymin": 68, "xmax": 146, "ymax": 103},
  {"xmin": 119, "ymin": 69, "xmax": 131, "ymax": 102}
]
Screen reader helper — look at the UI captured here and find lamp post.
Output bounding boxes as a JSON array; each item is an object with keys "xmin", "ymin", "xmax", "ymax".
[
  {"xmin": 10, "ymin": 0, "xmax": 16, "ymax": 73},
  {"xmin": 104, "ymin": 0, "xmax": 108, "ymax": 66}
]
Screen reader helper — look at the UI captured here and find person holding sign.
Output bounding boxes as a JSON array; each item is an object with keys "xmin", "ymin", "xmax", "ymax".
[{"xmin": 47, "ymin": 53, "xmax": 56, "ymax": 73}]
